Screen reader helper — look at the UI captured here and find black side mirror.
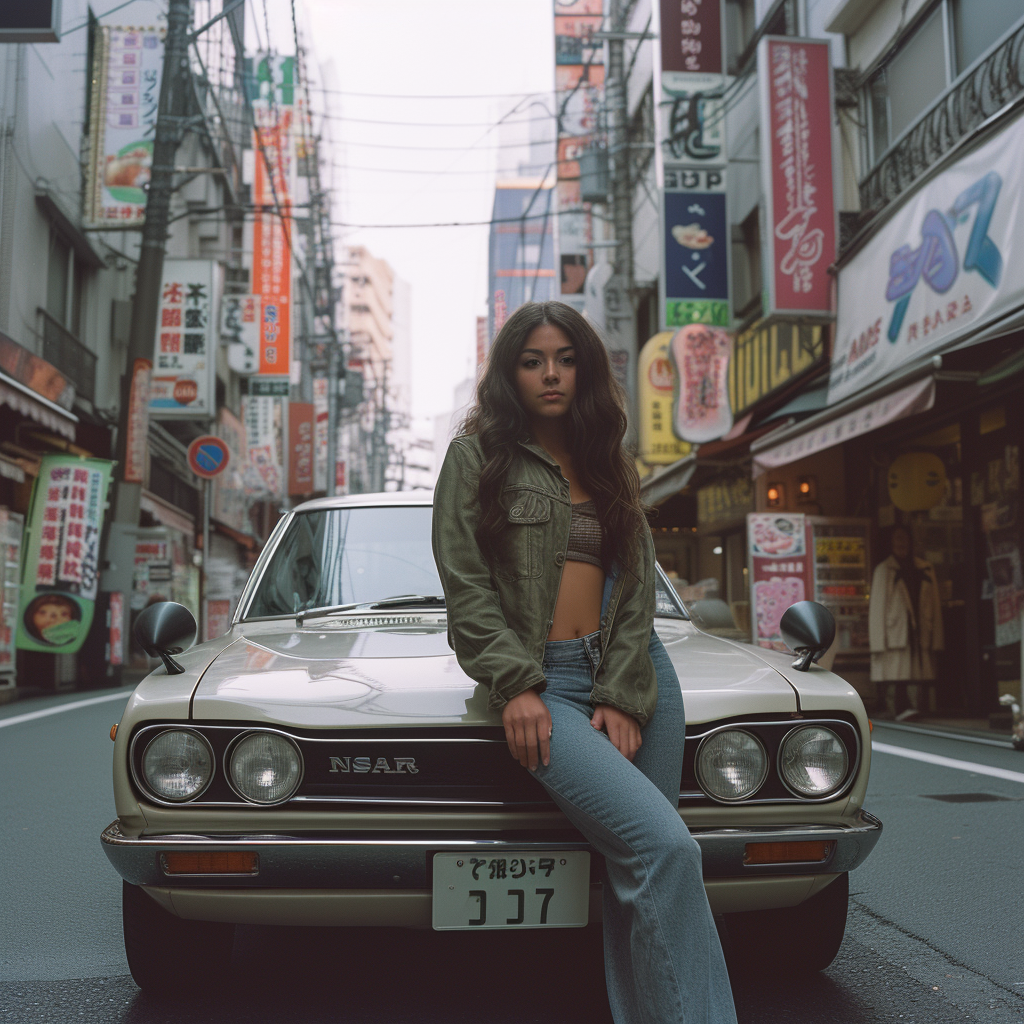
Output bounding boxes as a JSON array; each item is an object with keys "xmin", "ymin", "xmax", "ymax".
[
  {"xmin": 134, "ymin": 602, "xmax": 198, "ymax": 675},
  {"xmin": 780, "ymin": 601, "xmax": 836, "ymax": 672}
]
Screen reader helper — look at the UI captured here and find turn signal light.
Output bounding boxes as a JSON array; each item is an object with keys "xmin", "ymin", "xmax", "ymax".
[
  {"xmin": 743, "ymin": 840, "xmax": 834, "ymax": 865},
  {"xmin": 110, "ymin": 724, "xmax": 117, "ymax": 741},
  {"xmin": 160, "ymin": 851, "xmax": 259, "ymax": 875}
]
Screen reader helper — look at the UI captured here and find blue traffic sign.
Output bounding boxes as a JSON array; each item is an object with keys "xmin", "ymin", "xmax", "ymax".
[{"xmin": 187, "ymin": 435, "xmax": 230, "ymax": 479}]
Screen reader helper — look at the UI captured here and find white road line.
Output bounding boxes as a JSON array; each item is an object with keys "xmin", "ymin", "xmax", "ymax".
[
  {"xmin": 872, "ymin": 740, "xmax": 1024, "ymax": 785},
  {"xmin": 0, "ymin": 690, "xmax": 132, "ymax": 729}
]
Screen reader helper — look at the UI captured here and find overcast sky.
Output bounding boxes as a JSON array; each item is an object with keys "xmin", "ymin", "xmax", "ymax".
[{"xmin": 270, "ymin": 0, "xmax": 558, "ymax": 421}]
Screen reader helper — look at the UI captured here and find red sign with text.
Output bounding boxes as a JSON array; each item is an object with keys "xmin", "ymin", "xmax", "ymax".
[
  {"xmin": 288, "ymin": 402, "xmax": 314, "ymax": 496},
  {"xmin": 759, "ymin": 38, "xmax": 836, "ymax": 317},
  {"xmin": 660, "ymin": 0, "xmax": 722, "ymax": 75}
]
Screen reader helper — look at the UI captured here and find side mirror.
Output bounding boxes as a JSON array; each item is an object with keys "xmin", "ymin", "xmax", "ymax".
[
  {"xmin": 134, "ymin": 602, "xmax": 198, "ymax": 675},
  {"xmin": 780, "ymin": 601, "xmax": 836, "ymax": 672}
]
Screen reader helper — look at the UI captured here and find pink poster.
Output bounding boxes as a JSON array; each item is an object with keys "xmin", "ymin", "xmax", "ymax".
[
  {"xmin": 758, "ymin": 38, "xmax": 836, "ymax": 317},
  {"xmin": 747, "ymin": 513, "xmax": 812, "ymax": 650}
]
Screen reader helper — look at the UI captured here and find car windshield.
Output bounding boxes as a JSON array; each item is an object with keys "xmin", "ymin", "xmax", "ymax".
[
  {"xmin": 245, "ymin": 506, "xmax": 443, "ymax": 620},
  {"xmin": 244, "ymin": 504, "xmax": 689, "ymax": 623}
]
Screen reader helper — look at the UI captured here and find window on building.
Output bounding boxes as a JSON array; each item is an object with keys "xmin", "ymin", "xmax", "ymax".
[
  {"xmin": 864, "ymin": 2, "xmax": 1023, "ymax": 167},
  {"xmin": 45, "ymin": 228, "xmax": 84, "ymax": 337},
  {"xmin": 731, "ymin": 206, "xmax": 762, "ymax": 320}
]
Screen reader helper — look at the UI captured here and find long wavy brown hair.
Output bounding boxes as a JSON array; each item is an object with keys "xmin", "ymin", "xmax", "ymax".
[{"xmin": 459, "ymin": 301, "xmax": 647, "ymax": 571}]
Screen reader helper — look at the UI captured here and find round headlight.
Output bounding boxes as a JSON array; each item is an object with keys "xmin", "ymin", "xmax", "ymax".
[
  {"xmin": 696, "ymin": 730, "xmax": 768, "ymax": 802},
  {"xmin": 779, "ymin": 726, "xmax": 849, "ymax": 797},
  {"xmin": 228, "ymin": 731, "xmax": 302, "ymax": 804},
  {"xmin": 142, "ymin": 729, "xmax": 214, "ymax": 802}
]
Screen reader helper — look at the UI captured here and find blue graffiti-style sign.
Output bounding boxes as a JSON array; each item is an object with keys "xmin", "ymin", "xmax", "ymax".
[{"xmin": 885, "ymin": 171, "xmax": 1003, "ymax": 341}]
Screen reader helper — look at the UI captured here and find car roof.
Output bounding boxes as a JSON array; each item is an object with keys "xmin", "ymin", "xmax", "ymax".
[{"xmin": 291, "ymin": 491, "xmax": 434, "ymax": 513}]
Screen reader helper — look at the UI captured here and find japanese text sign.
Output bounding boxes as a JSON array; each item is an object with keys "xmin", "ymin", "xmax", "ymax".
[
  {"xmin": 758, "ymin": 38, "xmax": 836, "ymax": 319},
  {"xmin": 663, "ymin": 185, "xmax": 729, "ymax": 328},
  {"xmin": 660, "ymin": 0, "xmax": 722, "ymax": 75},
  {"xmin": 638, "ymin": 332, "xmax": 693, "ymax": 465},
  {"xmin": 16, "ymin": 456, "xmax": 114, "ymax": 654},
  {"xmin": 747, "ymin": 513, "xmax": 811, "ymax": 651},
  {"xmin": 830, "ymin": 110, "xmax": 1024, "ymax": 403},
  {"xmin": 288, "ymin": 402, "xmax": 314, "ymax": 497},
  {"xmin": 84, "ymin": 27, "xmax": 164, "ymax": 228},
  {"xmin": 150, "ymin": 259, "xmax": 215, "ymax": 418}
]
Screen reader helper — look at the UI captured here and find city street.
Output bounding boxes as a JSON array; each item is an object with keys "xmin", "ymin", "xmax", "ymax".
[{"xmin": 2, "ymin": 690, "xmax": 1023, "ymax": 1023}]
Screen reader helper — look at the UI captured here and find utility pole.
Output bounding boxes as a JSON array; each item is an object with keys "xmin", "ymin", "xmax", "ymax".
[
  {"xmin": 603, "ymin": 0, "xmax": 639, "ymax": 442},
  {"xmin": 101, "ymin": 0, "xmax": 195, "ymax": 656}
]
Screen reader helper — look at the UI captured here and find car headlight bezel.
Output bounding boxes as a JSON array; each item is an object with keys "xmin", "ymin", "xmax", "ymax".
[
  {"xmin": 778, "ymin": 724, "xmax": 850, "ymax": 798},
  {"xmin": 694, "ymin": 728, "xmax": 770, "ymax": 804},
  {"xmin": 137, "ymin": 728, "xmax": 216, "ymax": 803},
  {"xmin": 225, "ymin": 729, "xmax": 304, "ymax": 805}
]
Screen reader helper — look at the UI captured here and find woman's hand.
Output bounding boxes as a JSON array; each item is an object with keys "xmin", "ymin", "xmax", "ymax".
[
  {"xmin": 502, "ymin": 689, "xmax": 552, "ymax": 771},
  {"xmin": 592, "ymin": 704, "xmax": 642, "ymax": 762}
]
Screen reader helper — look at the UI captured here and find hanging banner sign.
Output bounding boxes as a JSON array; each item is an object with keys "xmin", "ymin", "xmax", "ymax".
[
  {"xmin": 830, "ymin": 110, "xmax": 1024, "ymax": 403},
  {"xmin": 758, "ymin": 38, "xmax": 837, "ymax": 320},
  {"xmin": 241, "ymin": 394, "xmax": 285, "ymax": 500},
  {"xmin": 313, "ymin": 376, "xmax": 329, "ymax": 493},
  {"xmin": 668, "ymin": 324, "xmax": 734, "ymax": 443},
  {"xmin": 252, "ymin": 52, "xmax": 295, "ymax": 379},
  {"xmin": 150, "ymin": 259, "xmax": 216, "ymax": 418},
  {"xmin": 660, "ymin": 0, "xmax": 722, "ymax": 75},
  {"xmin": 638, "ymin": 332, "xmax": 692, "ymax": 465},
  {"xmin": 84, "ymin": 27, "xmax": 164, "ymax": 228},
  {"xmin": 221, "ymin": 294, "xmax": 260, "ymax": 376},
  {"xmin": 288, "ymin": 402, "xmax": 314, "ymax": 496},
  {"xmin": 16, "ymin": 456, "xmax": 114, "ymax": 654}
]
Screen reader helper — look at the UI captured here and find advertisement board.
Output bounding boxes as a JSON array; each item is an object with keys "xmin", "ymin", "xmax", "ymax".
[
  {"xmin": 313, "ymin": 376, "xmax": 328, "ymax": 493},
  {"xmin": 660, "ymin": 0, "xmax": 722, "ymax": 75},
  {"xmin": 150, "ymin": 259, "xmax": 216, "ymax": 419},
  {"xmin": 221, "ymin": 294, "xmax": 260, "ymax": 376},
  {"xmin": 830, "ymin": 110, "xmax": 1024, "ymax": 403},
  {"xmin": 758, "ymin": 38, "xmax": 836, "ymax": 319},
  {"xmin": 637, "ymin": 332, "xmax": 692, "ymax": 465},
  {"xmin": 663, "ymin": 185, "xmax": 729, "ymax": 328},
  {"xmin": 747, "ymin": 512, "xmax": 809, "ymax": 650},
  {"xmin": 241, "ymin": 394, "xmax": 285, "ymax": 500},
  {"xmin": 84, "ymin": 27, "xmax": 164, "ymax": 228},
  {"xmin": 16, "ymin": 457, "xmax": 114, "ymax": 654},
  {"xmin": 288, "ymin": 402, "xmax": 314, "ymax": 497}
]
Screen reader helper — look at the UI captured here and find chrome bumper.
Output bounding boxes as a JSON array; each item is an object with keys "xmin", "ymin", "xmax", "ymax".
[{"xmin": 101, "ymin": 810, "xmax": 881, "ymax": 888}]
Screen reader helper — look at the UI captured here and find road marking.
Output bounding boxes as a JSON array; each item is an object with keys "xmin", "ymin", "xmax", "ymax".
[
  {"xmin": 0, "ymin": 690, "xmax": 132, "ymax": 729},
  {"xmin": 872, "ymin": 741, "xmax": 1024, "ymax": 785}
]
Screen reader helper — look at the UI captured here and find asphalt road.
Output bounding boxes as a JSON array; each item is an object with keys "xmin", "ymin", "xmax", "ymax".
[{"xmin": 2, "ymin": 690, "xmax": 1024, "ymax": 1023}]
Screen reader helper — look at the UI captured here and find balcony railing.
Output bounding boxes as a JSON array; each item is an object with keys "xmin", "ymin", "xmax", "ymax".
[
  {"xmin": 860, "ymin": 19, "xmax": 1024, "ymax": 216},
  {"xmin": 38, "ymin": 309, "xmax": 96, "ymax": 404}
]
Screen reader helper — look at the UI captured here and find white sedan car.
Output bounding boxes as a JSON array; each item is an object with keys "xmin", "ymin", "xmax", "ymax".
[{"xmin": 101, "ymin": 493, "xmax": 881, "ymax": 994}]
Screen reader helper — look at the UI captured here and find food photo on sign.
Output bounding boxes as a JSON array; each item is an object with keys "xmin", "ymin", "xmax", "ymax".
[{"xmin": 663, "ymin": 189, "xmax": 729, "ymax": 328}]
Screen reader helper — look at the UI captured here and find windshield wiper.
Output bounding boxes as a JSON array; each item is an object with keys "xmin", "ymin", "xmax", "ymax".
[
  {"xmin": 295, "ymin": 602, "xmax": 365, "ymax": 626},
  {"xmin": 369, "ymin": 594, "xmax": 446, "ymax": 610}
]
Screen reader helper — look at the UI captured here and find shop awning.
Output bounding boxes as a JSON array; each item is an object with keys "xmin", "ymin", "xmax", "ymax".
[
  {"xmin": 751, "ymin": 375, "xmax": 936, "ymax": 477},
  {"xmin": 639, "ymin": 454, "xmax": 697, "ymax": 506},
  {"xmin": 0, "ymin": 452, "xmax": 25, "ymax": 483},
  {"xmin": 141, "ymin": 491, "xmax": 196, "ymax": 535},
  {"xmin": 0, "ymin": 370, "xmax": 78, "ymax": 440}
]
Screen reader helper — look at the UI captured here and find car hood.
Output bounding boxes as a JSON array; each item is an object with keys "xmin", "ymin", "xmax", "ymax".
[{"xmin": 190, "ymin": 616, "xmax": 798, "ymax": 728}]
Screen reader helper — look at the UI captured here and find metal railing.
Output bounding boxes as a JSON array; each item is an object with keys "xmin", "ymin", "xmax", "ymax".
[
  {"xmin": 38, "ymin": 309, "xmax": 96, "ymax": 404},
  {"xmin": 860, "ymin": 19, "xmax": 1024, "ymax": 215}
]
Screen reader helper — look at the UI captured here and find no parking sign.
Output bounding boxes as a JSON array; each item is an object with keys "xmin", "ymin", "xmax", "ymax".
[{"xmin": 186, "ymin": 436, "xmax": 230, "ymax": 479}]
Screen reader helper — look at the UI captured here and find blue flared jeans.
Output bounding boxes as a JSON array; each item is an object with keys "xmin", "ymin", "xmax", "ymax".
[{"xmin": 533, "ymin": 630, "xmax": 737, "ymax": 1024}]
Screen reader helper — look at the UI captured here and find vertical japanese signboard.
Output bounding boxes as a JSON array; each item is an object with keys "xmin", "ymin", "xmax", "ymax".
[
  {"xmin": 747, "ymin": 512, "xmax": 811, "ymax": 651},
  {"xmin": 288, "ymin": 402, "xmax": 314, "ymax": 497},
  {"xmin": 84, "ymin": 27, "xmax": 164, "ymax": 227},
  {"xmin": 221, "ymin": 294, "xmax": 260, "ymax": 376},
  {"xmin": 252, "ymin": 53, "xmax": 295, "ymax": 379},
  {"xmin": 150, "ymin": 259, "xmax": 215, "ymax": 418},
  {"xmin": 241, "ymin": 394, "xmax": 285, "ymax": 500},
  {"xmin": 16, "ymin": 456, "xmax": 114, "ymax": 654},
  {"xmin": 657, "ymin": 1, "xmax": 730, "ymax": 331},
  {"xmin": 758, "ymin": 38, "xmax": 836, "ymax": 319},
  {"xmin": 554, "ymin": 0, "xmax": 604, "ymax": 310},
  {"xmin": 313, "ymin": 376, "xmax": 329, "ymax": 493}
]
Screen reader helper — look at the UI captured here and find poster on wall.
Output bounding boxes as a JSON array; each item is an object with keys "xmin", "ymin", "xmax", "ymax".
[
  {"xmin": 758, "ymin": 37, "xmax": 836, "ymax": 320},
  {"xmin": 638, "ymin": 332, "xmax": 692, "ymax": 465},
  {"xmin": 16, "ymin": 457, "xmax": 115, "ymax": 654},
  {"xmin": 150, "ymin": 259, "xmax": 216, "ymax": 418},
  {"xmin": 747, "ymin": 512, "xmax": 810, "ymax": 650},
  {"xmin": 84, "ymin": 27, "xmax": 165, "ymax": 228}
]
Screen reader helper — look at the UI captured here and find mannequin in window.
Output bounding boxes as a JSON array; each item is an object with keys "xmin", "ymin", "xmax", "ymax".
[{"xmin": 869, "ymin": 525, "xmax": 944, "ymax": 716}]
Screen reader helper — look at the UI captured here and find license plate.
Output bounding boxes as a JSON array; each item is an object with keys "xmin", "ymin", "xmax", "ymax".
[{"xmin": 431, "ymin": 850, "xmax": 591, "ymax": 931}]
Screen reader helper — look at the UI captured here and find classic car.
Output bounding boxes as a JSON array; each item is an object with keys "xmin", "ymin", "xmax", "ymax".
[{"xmin": 101, "ymin": 492, "xmax": 882, "ymax": 994}]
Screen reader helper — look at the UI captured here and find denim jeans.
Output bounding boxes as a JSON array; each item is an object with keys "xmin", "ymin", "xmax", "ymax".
[{"xmin": 533, "ymin": 630, "xmax": 737, "ymax": 1024}]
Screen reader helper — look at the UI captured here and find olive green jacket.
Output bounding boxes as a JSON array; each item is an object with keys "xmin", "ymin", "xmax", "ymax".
[{"xmin": 431, "ymin": 433, "xmax": 658, "ymax": 726}]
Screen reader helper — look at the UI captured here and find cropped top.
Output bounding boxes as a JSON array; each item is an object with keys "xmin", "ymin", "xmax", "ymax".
[{"xmin": 566, "ymin": 498, "xmax": 603, "ymax": 568}]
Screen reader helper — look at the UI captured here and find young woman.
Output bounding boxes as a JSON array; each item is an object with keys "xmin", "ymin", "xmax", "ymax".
[{"xmin": 431, "ymin": 301, "xmax": 737, "ymax": 1024}]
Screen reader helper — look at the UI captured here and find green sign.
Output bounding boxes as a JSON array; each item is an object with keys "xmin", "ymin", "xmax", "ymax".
[
  {"xmin": 16, "ymin": 456, "xmax": 114, "ymax": 654},
  {"xmin": 665, "ymin": 299, "xmax": 730, "ymax": 327}
]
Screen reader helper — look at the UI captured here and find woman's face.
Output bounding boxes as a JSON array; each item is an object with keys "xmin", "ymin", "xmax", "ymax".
[{"xmin": 515, "ymin": 323, "xmax": 577, "ymax": 422}]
